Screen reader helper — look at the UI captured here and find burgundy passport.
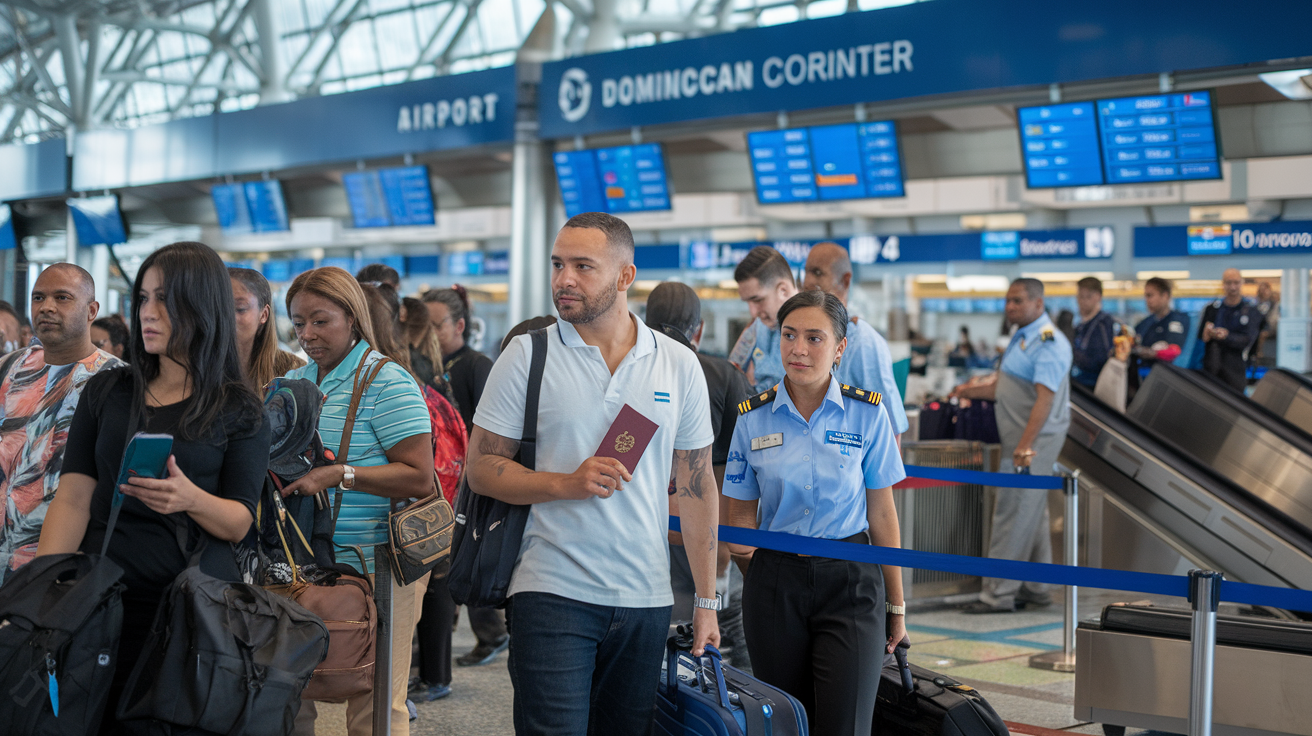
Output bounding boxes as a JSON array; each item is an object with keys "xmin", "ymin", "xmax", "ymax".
[{"xmin": 594, "ymin": 404, "xmax": 659, "ymax": 472}]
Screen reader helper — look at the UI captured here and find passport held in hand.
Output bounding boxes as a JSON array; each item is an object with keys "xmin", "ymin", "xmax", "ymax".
[{"xmin": 594, "ymin": 404, "xmax": 659, "ymax": 472}]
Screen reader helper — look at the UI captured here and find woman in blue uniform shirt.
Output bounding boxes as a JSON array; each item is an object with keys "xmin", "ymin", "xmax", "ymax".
[{"xmin": 724, "ymin": 289, "xmax": 908, "ymax": 736}]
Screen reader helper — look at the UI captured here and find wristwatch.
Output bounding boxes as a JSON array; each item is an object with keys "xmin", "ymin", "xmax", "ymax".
[
  {"xmin": 341, "ymin": 465, "xmax": 356, "ymax": 490},
  {"xmin": 693, "ymin": 594, "xmax": 723, "ymax": 612},
  {"xmin": 886, "ymin": 602, "xmax": 905, "ymax": 615}
]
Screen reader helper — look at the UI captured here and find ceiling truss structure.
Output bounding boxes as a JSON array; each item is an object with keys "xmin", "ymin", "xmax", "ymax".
[{"xmin": 0, "ymin": 0, "xmax": 920, "ymax": 147}]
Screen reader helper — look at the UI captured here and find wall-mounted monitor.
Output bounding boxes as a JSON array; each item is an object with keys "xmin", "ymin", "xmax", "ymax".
[
  {"xmin": 0, "ymin": 204, "xmax": 16, "ymax": 251},
  {"xmin": 747, "ymin": 121, "xmax": 905, "ymax": 204},
  {"xmin": 212, "ymin": 180, "xmax": 290, "ymax": 234},
  {"xmin": 67, "ymin": 195, "xmax": 128, "ymax": 246},
  {"xmin": 1018, "ymin": 90, "xmax": 1221, "ymax": 188},
  {"xmin": 342, "ymin": 165, "xmax": 436, "ymax": 228},
  {"xmin": 553, "ymin": 143, "xmax": 671, "ymax": 218}
]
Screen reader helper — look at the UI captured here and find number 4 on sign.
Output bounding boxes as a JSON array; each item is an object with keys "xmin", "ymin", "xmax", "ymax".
[{"xmin": 880, "ymin": 236, "xmax": 900, "ymax": 262}]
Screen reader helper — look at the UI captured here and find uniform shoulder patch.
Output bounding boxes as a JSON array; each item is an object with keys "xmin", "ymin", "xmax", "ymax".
[
  {"xmin": 737, "ymin": 386, "xmax": 777, "ymax": 415},
  {"xmin": 839, "ymin": 383, "xmax": 883, "ymax": 405},
  {"xmin": 1040, "ymin": 327, "xmax": 1055, "ymax": 342}
]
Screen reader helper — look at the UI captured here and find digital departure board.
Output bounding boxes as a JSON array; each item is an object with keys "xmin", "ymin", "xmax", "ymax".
[
  {"xmin": 67, "ymin": 196, "xmax": 128, "ymax": 246},
  {"xmin": 1018, "ymin": 90, "xmax": 1221, "ymax": 188},
  {"xmin": 747, "ymin": 121, "xmax": 904, "ymax": 204},
  {"xmin": 212, "ymin": 181, "xmax": 290, "ymax": 233},
  {"xmin": 343, "ymin": 165, "xmax": 436, "ymax": 228},
  {"xmin": 1018, "ymin": 102, "xmax": 1103, "ymax": 188},
  {"xmin": 553, "ymin": 143, "xmax": 671, "ymax": 218},
  {"xmin": 1098, "ymin": 91, "xmax": 1221, "ymax": 184},
  {"xmin": 0, "ymin": 204, "xmax": 15, "ymax": 251}
]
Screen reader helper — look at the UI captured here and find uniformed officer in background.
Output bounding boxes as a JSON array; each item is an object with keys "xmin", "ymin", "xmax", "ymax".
[
  {"xmin": 728, "ymin": 246, "xmax": 798, "ymax": 393},
  {"xmin": 646, "ymin": 281, "xmax": 754, "ymax": 671},
  {"xmin": 803, "ymin": 242, "xmax": 909, "ymax": 441},
  {"xmin": 1135, "ymin": 277, "xmax": 1190, "ymax": 365},
  {"xmin": 1200, "ymin": 267, "xmax": 1262, "ymax": 392},
  {"xmin": 1071, "ymin": 276, "xmax": 1117, "ymax": 390},
  {"xmin": 724, "ymin": 289, "xmax": 907, "ymax": 736},
  {"xmin": 951, "ymin": 278, "xmax": 1072, "ymax": 613}
]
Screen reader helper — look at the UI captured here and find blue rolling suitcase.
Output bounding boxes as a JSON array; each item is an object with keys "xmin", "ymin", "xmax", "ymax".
[{"xmin": 654, "ymin": 636, "xmax": 808, "ymax": 736}]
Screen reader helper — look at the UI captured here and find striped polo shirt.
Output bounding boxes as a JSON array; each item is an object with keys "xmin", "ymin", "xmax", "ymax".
[{"xmin": 285, "ymin": 339, "xmax": 430, "ymax": 572}]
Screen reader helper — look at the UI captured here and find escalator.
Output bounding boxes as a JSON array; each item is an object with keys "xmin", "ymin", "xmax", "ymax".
[
  {"xmin": 1061, "ymin": 363, "xmax": 1312, "ymax": 591},
  {"xmin": 1252, "ymin": 368, "xmax": 1312, "ymax": 438}
]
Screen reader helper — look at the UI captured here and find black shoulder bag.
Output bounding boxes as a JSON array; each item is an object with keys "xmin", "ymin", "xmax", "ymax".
[{"xmin": 447, "ymin": 327, "xmax": 548, "ymax": 608}]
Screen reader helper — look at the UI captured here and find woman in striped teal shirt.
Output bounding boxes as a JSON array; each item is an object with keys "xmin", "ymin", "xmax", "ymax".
[{"xmin": 280, "ymin": 267, "xmax": 434, "ymax": 736}]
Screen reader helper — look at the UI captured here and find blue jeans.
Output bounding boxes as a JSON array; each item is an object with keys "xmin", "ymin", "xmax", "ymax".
[{"xmin": 506, "ymin": 592, "xmax": 672, "ymax": 736}]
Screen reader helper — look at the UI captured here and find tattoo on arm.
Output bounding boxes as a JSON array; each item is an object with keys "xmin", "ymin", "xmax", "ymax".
[
  {"xmin": 674, "ymin": 447, "xmax": 712, "ymax": 500},
  {"xmin": 474, "ymin": 430, "xmax": 525, "ymax": 478}
]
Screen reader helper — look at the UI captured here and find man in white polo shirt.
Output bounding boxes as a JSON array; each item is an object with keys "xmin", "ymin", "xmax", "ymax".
[{"xmin": 468, "ymin": 212, "xmax": 720, "ymax": 735}]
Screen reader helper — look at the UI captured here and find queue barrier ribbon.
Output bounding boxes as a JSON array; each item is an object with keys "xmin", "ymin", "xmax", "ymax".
[
  {"xmin": 671, "ymin": 517, "xmax": 1312, "ymax": 613},
  {"xmin": 899, "ymin": 464, "xmax": 1065, "ymax": 491}
]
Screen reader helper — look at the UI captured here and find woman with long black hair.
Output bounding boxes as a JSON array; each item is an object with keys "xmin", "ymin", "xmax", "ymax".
[
  {"xmin": 38, "ymin": 241, "xmax": 272, "ymax": 735},
  {"xmin": 229, "ymin": 266, "xmax": 304, "ymax": 391}
]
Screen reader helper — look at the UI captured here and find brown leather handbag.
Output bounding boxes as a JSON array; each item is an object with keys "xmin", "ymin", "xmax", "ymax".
[
  {"xmin": 262, "ymin": 491, "xmax": 376, "ymax": 702},
  {"xmin": 335, "ymin": 351, "xmax": 456, "ymax": 587}
]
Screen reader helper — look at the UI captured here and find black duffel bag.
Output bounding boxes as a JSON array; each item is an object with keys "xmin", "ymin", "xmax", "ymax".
[
  {"xmin": 447, "ymin": 327, "xmax": 547, "ymax": 609},
  {"xmin": 117, "ymin": 562, "xmax": 329, "ymax": 736}
]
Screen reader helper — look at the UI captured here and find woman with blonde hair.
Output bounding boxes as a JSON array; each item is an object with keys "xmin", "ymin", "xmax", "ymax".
[
  {"xmin": 279, "ymin": 267, "xmax": 434, "ymax": 736},
  {"xmin": 229, "ymin": 267, "xmax": 304, "ymax": 391}
]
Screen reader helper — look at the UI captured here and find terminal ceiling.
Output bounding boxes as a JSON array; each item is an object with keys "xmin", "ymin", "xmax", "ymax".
[{"xmin": 0, "ymin": 0, "xmax": 927, "ymax": 146}]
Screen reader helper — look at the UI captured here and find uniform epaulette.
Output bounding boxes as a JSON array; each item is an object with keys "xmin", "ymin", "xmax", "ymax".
[
  {"xmin": 839, "ymin": 384, "xmax": 882, "ymax": 405},
  {"xmin": 1040, "ymin": 327, "xmax": 1055, "ymax": 342},
  {"xmin": 737, "ymin": 387, "xmax": 777, "ymax": 415}
]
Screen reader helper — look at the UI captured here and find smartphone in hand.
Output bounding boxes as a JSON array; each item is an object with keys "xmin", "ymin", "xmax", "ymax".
[{"xmin": 115, "ymin": 433, "xmax": 174, "ymax": 489}]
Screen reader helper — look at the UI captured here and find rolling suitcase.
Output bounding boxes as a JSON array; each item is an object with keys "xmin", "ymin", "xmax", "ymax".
[
  {"xmin": 654, "ymin": 634, "xmax": 808, "ymax": 736},
  {"xmin": 874, "ymin": 645, "xmax": 1008, "ymax": 736},
  {"xmin": 918, "ymin": 400, "xmax": 957, "ymax": 440}
]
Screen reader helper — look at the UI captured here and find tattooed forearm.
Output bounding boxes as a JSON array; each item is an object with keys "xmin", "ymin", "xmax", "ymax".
[
  {"xmin": 674, "ymin": 446, "xmax": 713, "ymax": 500},
  {"xmin": 477, "ymin": 430, "xmax": 521, "ymax": 460}
]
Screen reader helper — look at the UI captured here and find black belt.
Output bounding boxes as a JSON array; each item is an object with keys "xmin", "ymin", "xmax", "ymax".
[{"xmin": 769, "ymin": 530, "xmax": 869, "ymax": 558}]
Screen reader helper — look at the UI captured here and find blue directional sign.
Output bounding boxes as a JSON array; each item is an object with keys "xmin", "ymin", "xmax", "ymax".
[
  {"xmin": 67, "ymin": 196, "xmax": 128, "ymax": 246},
  {"xmin": 1099, "ymin": 91, "xmax": 1221, "ymax": 184},
  {"xmin": 554, "ymin": 143, "xmax": 671, "ymax": 217},
  {"xmin": 748, "ymin": 121, "xmax": 903, "ymax": 204}
]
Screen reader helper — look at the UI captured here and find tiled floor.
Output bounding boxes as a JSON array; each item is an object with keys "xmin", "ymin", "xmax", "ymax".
[{"xmin": 312, "ymin": 587, "xmax": 1190, "ymax": 735}]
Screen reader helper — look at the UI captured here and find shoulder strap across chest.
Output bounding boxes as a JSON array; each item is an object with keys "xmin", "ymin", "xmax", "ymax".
[
  {"xmin": 737, "ymin": 386, "xmax": 777, "ymax": 415},
  {"xmin": 839, "ymin": 383, "xmax": 882, "ymax": 405}
]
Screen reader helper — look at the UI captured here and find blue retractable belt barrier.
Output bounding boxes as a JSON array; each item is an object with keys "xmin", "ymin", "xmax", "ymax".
[
  {"xmin": 902, "ymin": 464, "xmax": 1065, "ymax": 490},
  {"xmin": 671, "ymin": 518, "xmax": 1312, "ymax": 613}
]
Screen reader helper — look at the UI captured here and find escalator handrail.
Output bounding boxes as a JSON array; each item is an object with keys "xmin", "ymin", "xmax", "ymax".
[
  {"xmin": 1152, "ymin": 362, "xmax": 1312, "ymax": 458},
  {"xmin": 1071, "ymin": 381, "xmax": 1312, "ymax": 558}
]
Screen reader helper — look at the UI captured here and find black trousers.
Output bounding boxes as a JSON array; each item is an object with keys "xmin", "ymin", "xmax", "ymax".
[
  {"xmin": 415, "ymin": 572, "xmax": 455, "ymax": 686},
  {"xmin": 742, "ymin": 544, "xmax": 885, "ymax": 736},
  {"xmin": 467, "ymin": 605, "xmax": 507, "ymax": 646}
]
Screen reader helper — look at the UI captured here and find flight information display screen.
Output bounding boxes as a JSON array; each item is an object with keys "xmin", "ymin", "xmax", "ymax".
[
  {"xmin": 1018, "ymin": 102, "xmax": 1103, "ymax": 188},
  {"xmin": 212, "ymin": 181, "xmax": 290, "ymax": 233},
  {"xmin": 1098, "ymin": 91, "xmax": 1221, "ymax": 184},
  {"xmin": 1018, "ymin": 90, "xmax": 1221, "ymax": 188},
  {"xmin": 747, "ymin": 121, "xmax": 904, "ymax": 204},
  {"xmin": 67, "ymin": 195, "xmax": 128, "ymax": 245},
  {"xmin": 343, "ymin": 165, "xmax": 436, "ymax": 228},
  {"xmin": 554, "ymin": 143, "xmax": 671, "ymax": 217}
]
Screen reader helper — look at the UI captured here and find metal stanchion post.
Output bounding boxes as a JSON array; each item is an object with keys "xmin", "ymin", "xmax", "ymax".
[
  {"xmin": 1188, "ymin": 569, "xmax": 1222, "ymax": 736},
  {"xmin": 373, "ymin": 544, "xmax": 394, "ymax": 736},
  {"xmin": 1030, "ymin": 471, "xmax": 1078, "ymax": 672}
]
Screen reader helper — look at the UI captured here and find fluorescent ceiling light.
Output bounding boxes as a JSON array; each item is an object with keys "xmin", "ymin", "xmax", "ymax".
[
  {"xmin": 946, "ymin": 275, "xmax": 1010, "ymax": 292},
  {"xmin": 1021, "ymin": 271, "xmax": 1114, "ymax": 282},
  {"xmin": 1240, "ymin": 269, "xmax": 1283, "ymax": 278},
  {"xmin": 1259, "ymin": 69, "xmax": 1312, "ymax": 100},
  {"xmin": 1136, "ymin": 270, "xmax": 1190, "ymax": 280}
]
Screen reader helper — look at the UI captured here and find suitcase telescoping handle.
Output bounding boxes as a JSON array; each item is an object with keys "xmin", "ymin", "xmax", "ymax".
[
  {"xmin": 894, "ymin": 640, "xmax": 914, "ymax": 693},
  {"xmin": 665, "ymin": 639, "xmax": 732, "ymax": 711}
]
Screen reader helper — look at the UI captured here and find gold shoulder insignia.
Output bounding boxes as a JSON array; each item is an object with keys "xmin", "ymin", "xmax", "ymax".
[
  {"xmin": 1040, "ymin": 327, "xmax": 1055, "ymax": 343},
  {"xmin": 737, "ymin": 386, "xmax": 778, "ymax": 415},
  {"xmin": 840, "ymin": 383, "xmax": 883, "ymax": 406}
]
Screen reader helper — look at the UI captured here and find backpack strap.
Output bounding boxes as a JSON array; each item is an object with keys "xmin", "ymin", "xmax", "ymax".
[
  {"xmin": 330, "ymin": 349, "xmax": 394, "ymax": 535},
  {"xmin": 518, "ymin": 328, "xmax": 549, "ymax": 471}
]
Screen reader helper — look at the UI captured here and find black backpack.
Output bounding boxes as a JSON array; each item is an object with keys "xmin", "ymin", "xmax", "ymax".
[
  {"xmin": 0, "ymin": 553, "xmax": 126, "ymax": 735},
  {"xmin": 447, "ymin": 327, "xmax": 547, "ymax": 608}
]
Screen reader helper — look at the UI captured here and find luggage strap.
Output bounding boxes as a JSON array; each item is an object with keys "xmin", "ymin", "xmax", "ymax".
[
  {"xmin": 517, "ymin": 329, "xmax": 549, "ymax": 471},
  {"xmin": 330, "ymin": 350, "xmax": 393, "ymax": 537}
]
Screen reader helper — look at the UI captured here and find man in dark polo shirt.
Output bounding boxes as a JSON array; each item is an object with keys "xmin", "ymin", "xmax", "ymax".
[{"xmin": 646, "ymin": 281, "xmax": 753, "ymax": 670}]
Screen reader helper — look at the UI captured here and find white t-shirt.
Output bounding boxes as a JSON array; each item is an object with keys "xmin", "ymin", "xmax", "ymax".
[{"xmin": 474, "ymin": 314, "xmax": 714, "ymax": 608}]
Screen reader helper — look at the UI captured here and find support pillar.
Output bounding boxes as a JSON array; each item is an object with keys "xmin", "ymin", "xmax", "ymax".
[
  {"xmin": 508, "ymin": 67, "xmax": 552, "ymax": 327},
  {"xmin": 1278, "ymin": 268, "xmax": 1311, "ymax": 372},
  {"xmin": 585, "ymin": 0, "xmax": 620, "ymax": 53},
  {"xmin": 252, "ymin": 0, "xmax": 291, "ymax": 103}
]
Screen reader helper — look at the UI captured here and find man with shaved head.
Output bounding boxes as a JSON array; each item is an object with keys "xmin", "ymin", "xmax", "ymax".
[
  {"xmin": 803, "ymin": 242, "xmax": 908, "ymax": 439},
  {"xmin": 0, "ymin": 262, "xmax": 122, "ymax": 581},
  {"xmin": 1200, "ymin": 267, "xmax": 1262, "ymax": 391}
]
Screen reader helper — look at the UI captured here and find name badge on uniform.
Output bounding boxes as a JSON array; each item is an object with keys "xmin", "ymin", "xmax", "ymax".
[
  {"xmin": 1168, "ymin": 321, "xmax": 1184, "ymax": 333},
  {"xmin": 825, "ymin": 431, "xmax": 862, "ymax": 447},
  {"xmin": 751, "ymin": 433, "xmax": 783, "ymax": 451}
]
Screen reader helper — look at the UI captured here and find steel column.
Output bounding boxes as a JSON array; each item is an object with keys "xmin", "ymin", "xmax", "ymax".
[
  {"xmin": 1188, "ymin": 570, "xmax": 1222, "ymax": 736},
  {"xmin": 1030, "ymin": 472, "xmax": 1079, "ymax": 672}
]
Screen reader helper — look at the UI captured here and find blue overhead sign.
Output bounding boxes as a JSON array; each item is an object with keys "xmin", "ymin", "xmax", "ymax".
[
  {"xmin": 748, "ymin": 121, "xmax": 903, "ymax": 204},
  {"xmin": 540, "ymin": 0, "xmax": 1312, "ymax": 138},
  {"xmin": 74, "ymin": 66, "xmax": 515, "ymax": 190},
  {"xmin": 1099, "ymin": 92, "xmax": 1220, "ymax": 184},
  {"xmin": 1137, "ymin": 221, "xmax": 1312, "ymax": 258},
  {"xmin": 554, "ymin": 143, "xmax": 671, "ymax": 217},
  {"xmin": 0, "ymin": 139, "xmax": 67, "ymax": 201}
]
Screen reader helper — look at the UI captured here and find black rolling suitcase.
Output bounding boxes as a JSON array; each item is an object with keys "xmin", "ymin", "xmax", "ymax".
[{"xmin": 873, "ymin": 645, "xmax": 1008, "ymax": 736}]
